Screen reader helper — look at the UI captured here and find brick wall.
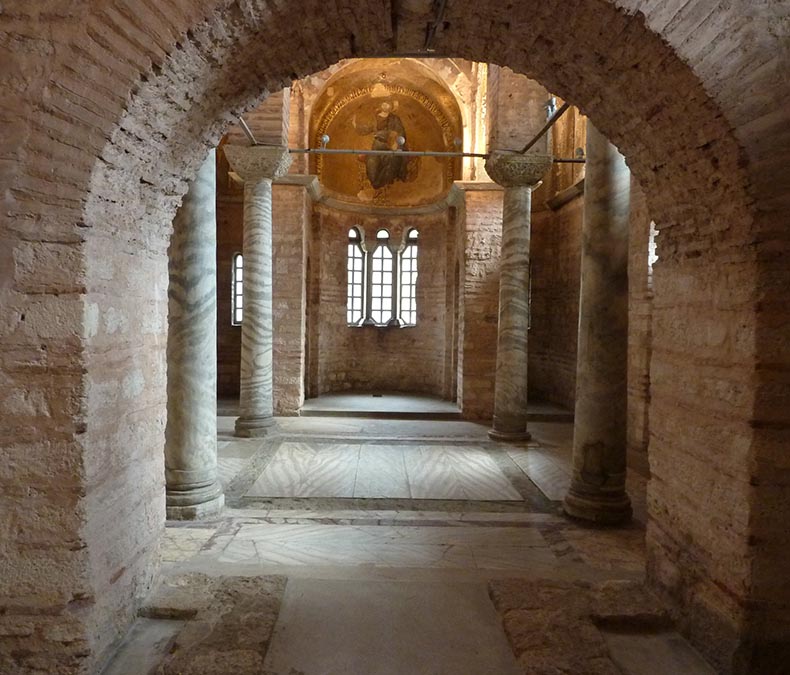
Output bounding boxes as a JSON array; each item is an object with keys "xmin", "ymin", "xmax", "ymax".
[
  {"xmin": 215, "ymin": 162, "xmax": 309, "ymax": 414},
  {"xmin": 487, "ymin": 66, "xmax": 550, "ymax": 154},
  {"xmin": 216, "ymin": 149, "xmax": 243, "ymax": 398},
  {"xmin": 530, "ymin": 179, "xmax": 654, "ymax": 469},
  {"xmin": 457, "ymin": 185, "xmax": 502, "ymax": 420},
  {"xmin": 309, "ymin": 207, "xmax": 449, "ymax": 396},
  {"xmin": 627, "ymin": 179, "xmax": 653, "ymax": 471},
  {"xmin": 272, "ymin": 184, "xmax": 310, "ymax": 413},
  {"xmin": 529, "ymin": 198, "xmax": 583, "ymax": 409}
]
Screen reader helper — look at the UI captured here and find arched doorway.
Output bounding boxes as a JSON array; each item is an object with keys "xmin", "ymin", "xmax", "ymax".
[{"xmin": 1, "ymin": 2, "xmax": 786, "ymax": 673}]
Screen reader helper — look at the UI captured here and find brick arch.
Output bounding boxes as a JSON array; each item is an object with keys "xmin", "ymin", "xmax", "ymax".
[{"xmin": 2, "ymin": 1, "xmax": 787, "ymax": 673}]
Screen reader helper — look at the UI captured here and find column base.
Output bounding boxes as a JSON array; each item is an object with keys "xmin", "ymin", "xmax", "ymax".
[
  {"xmin": 488, "ymin": 427, "xmax": 532, "ymax": 443},
  {"xmin": 563, "ymin": 487, "xmax": 632, "ymax": 525},
  {"xmin": 166, "ymin": 482, "xmax": 224, "ymax": 521},
  {"xmin": 235, "ymin": 414, "xmax": 276, "ymax": 438}
]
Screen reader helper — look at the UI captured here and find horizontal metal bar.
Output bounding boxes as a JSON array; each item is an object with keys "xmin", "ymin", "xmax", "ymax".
[
  {"xmin": 290, "ymin": 147, "xmax": 487, "ymax": 158},
  {"xmin": 289, "ymin": 147, "xmax": 584, "ymax": 164}
]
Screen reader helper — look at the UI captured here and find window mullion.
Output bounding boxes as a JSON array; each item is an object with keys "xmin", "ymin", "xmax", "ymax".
[
  {"xmin": 388, "ymin": 243, "xmax": 401, "ymax": 326},
  {"xmin": 363, "ymin": 245, "xmax": 376, "ymax": 326}
]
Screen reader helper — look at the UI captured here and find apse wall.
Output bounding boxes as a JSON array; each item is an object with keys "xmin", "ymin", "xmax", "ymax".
[{"xmin": 309, "ymin": 207, "xmax": 452, "ymax": 397}]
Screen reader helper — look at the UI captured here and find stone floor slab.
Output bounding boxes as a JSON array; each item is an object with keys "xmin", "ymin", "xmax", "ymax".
[{"xmin": 263, "ymin": 579, "xmax": 523, "ymax": 675}]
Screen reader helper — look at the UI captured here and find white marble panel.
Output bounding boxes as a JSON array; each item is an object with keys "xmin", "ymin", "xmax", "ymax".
[
  {"xmin": 442, "ymin": 446, "xmax": 523, "ymax": 500},
  {"xmin": 218, "ymin": 523, "xmax": 552, "ymax": 570},
  {"xmin": 403, "ymin": 446, "xmax": 467, "ymax": 499},
  {"xmin": 507, "ymin": 447, "xmax": 572, "ymax": 500},
  {"xmin": 229, "ymin": 509, "xmax": 562, "ymax": 523},
  {"xmin": 246, "ymin": 442, "xmax": 360, "ymax": 497},
  {"xmin": 353, "ymin": 444, "xmax": 411, "ymax": 498},
  {"xmin": 217, "ymin": 457, "xmax": 248, "ymax": 487}
]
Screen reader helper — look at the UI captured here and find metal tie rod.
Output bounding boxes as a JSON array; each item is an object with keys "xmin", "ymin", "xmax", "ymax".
[
  {"xmin": 290, "ymin": 147, "xmax": 487, "ymax": 158},
  {"xmin": 289, "ymin": 147, "xmax": 583, "ymax": 163}
]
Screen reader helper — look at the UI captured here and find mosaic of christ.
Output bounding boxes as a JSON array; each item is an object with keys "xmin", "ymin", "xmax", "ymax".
[
  {"xmin": 316, "ymin": 82, "xmax": 458, "ymax": 207},
  {"xmin": 352, "ymin": 99, "xmax": 413, "ymax": 189}
]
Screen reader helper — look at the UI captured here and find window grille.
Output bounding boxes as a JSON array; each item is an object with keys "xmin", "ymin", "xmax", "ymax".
[
  {"xmin": 347, "ymin": 228, "xmax": 365, "ymax": 325},
  {"xmin": 399, "ymin": 229, "xmax": 419, "ymax": 326},
  {"xmin": 370, "ymin": 229, "xmax": 394, "ymax": 325},
  {"xmin": 231, "ymin": 252, "xmax": 243, "ymax": 325},
  {"xmin": 345, "ymin": 227, "xmax": 419, "ymax": 327}
]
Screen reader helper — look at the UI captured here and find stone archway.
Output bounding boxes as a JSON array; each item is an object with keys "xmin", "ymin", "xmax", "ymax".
[{"xmin": 1, "ymin": 2, "xmax": 787, "ymax": 673}]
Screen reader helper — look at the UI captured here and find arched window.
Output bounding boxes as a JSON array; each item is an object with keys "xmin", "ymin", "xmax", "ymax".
[
  {"xmin": 370, "ymin": 229, "xmax": 394, "ymax": 325},
  {"xmin": 346, "ymin": 227, "xmax": 419, "ymax": 327},
  {"xmin": 399, "ymin": 228, "xmax": 419, "ymax": 326},
  {"xmin": 347, "ymin": 228, "xmax": 365, "ymax": 325},
  {"xmin": 231, "ymin": 252, "xmax": 243, "ymax": 325}
]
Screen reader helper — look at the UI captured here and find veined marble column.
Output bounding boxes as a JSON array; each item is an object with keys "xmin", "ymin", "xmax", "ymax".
[
  {"xmin": 485, "ymin": 152, "xmax": 553, "ymax": 442},
  {"xmin": 563, "ymin": 124, "xmax": 632, "ymax": 524},
  {"xmin": 223, "ymin": 145, "xmax": 292, "ymax": 437},
  {"xmin": 165, "ymin": 149, "xmax": 224, "ymax": 520}
]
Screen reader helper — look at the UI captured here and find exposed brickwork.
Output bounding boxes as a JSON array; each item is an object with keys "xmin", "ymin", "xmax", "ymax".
[
  {"xmin": 216, "ymin": 150, "xmax": 243, "ymax": 398},
  {"xmin": 215, "ymin": 170, "xmax": 308, "ymax": 414},
  {"xmin": 456, "ymin": 186, "xmax": 502, "ymax": 421},
  {"xmin": 1, "ymin": 1, "xmax": 787, "ymax": 672},
  {"xmin": 529, "ymin": 198, "xmax": 583, "ymax": 410},
  {"xmin": 310, "ymin": 208, "xmax": 450, "ymax": 396},
  {"xmin": 271, "ymin": 184, "xmax": 310, "ymax": 414},
  {"xmin": 487, "ymin": 66, "xmax": 550, "ymax": 154},
  {"xmin": 224, "ymin": 89, "xmax": 290, "ymax": 147},
  {"xmin": 626, "ymin": 179, "xmax": 653, "ymax": 473}
]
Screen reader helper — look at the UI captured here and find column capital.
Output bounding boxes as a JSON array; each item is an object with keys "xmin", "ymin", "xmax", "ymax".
[
  {"xmin": 223, "ymin": 145, "xmax": 292, "ymax": 182},
  {"xmin": 485, "ymin": 151, "xmax": 553, "ymax": 188}
]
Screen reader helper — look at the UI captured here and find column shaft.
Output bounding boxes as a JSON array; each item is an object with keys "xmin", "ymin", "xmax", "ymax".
[
  {"xmin": 483, "ymin": 151, "xmax": 552, "ymax": 443},
  {"xmin": 222, "ymin": 145, "xmax": 291, "ymax": 438},
  {"xmin": 165, "ymin": 149, "xmax": 223, "ymax": 520},
  {"xmin": 490, "ymin": 185, "xmax": 532, "ymax": 440},
  {"xmin": 564, "ymin": 124, "xmax": 632, "ymax": 524},
  {"xmin": 236, "ymin": 178, "xmax": 276, "ymax": 436}
]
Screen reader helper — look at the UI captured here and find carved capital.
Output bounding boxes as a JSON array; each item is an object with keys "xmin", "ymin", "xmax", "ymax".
[
  {"xmin": 223, "ymin": 145, "xmax": 292, "ymax": 183},
  {"xmin": 485, "ymin": 151, "xmax": 553, "ymax": 188}
]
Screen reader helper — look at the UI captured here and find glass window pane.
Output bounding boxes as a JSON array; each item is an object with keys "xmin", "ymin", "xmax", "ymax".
[{"xmin": 398, "ymin": 242, "xmax": 418, "ymax": 325}]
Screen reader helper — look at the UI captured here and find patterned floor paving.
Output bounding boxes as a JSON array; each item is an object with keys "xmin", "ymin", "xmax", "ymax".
[
  {"xmin": 245, "ymin": 442, "xmax": 523, "ymax": 500},
  {"xmin": 124, "ymin": 416, "xmax": 676, "ymax": 674}
]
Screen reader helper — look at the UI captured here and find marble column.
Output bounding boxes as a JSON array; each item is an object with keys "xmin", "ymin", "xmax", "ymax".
[
  {"xmin": 223, "ymin": 145, "xmax": 292, "ymax": 437},
  {"xmin": 165, "ymin": 149, "xmax": 224, "ymax": 520},
  {"xmin": 563, "ymin": 124, "xmax": 632, "ymax": 524},
  {"xmin": 485, "ymin": 152, "xmax": 553, "ymax": 442}
]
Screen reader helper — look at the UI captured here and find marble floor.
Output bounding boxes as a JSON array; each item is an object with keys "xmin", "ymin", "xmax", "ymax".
[
  {"xmin": 245, "ymin": 442, "xmax": 523, "ymax": 500},
  {"xmin": 103, "ymin": 413, "xmax": 708, "ymax": 674}
]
